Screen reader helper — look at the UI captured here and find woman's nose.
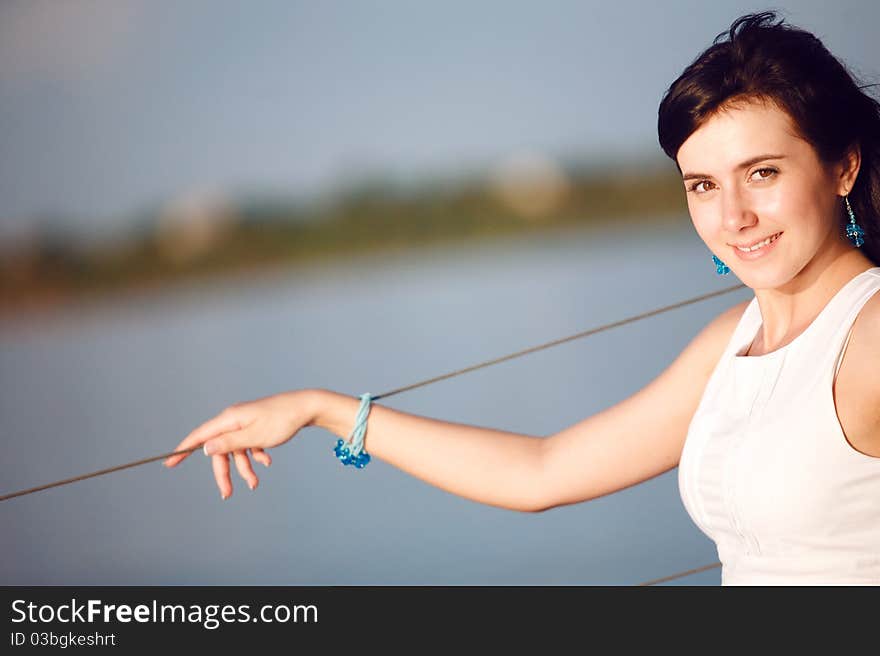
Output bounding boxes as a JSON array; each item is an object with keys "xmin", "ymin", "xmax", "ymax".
[{"xmin": 720, "ymin": 185, "xmax": 758, "ymax": 234}]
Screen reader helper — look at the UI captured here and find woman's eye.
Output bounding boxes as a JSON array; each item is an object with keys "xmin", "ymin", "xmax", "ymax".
[
  {"xmin": 751, "ymin": 167, "xmax": 777, "ymax": 181},
  {"xmin": 688, "ymin": 180, "xmax": 714, "ymax": 193}
]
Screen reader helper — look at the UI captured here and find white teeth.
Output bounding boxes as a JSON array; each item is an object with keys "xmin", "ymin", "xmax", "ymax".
[{"xmin": 737, "ymin": 232, "xmax": 780, "ymax": 252}]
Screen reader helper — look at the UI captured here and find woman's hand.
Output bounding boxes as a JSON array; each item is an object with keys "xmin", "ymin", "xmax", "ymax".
[{"xmin": 164, "ymin": 389, "xmax": 320, "ymax": 499}]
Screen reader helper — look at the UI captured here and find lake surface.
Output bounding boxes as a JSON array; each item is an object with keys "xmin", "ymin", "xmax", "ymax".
[{"xmin": 0, "ymin": 216, "xmax": 752, "ymax": 585}]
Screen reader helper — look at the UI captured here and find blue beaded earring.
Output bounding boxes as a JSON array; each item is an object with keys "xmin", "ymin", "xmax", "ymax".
[
  {"xmin": 712, "ymin": 254, "xmax": 730, "ymax": 276},
  {"xmin": 844, "ymin": 195, "xmax": 865, "ymax": 248}
]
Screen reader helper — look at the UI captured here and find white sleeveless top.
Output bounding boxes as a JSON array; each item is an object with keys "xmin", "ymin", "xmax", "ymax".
[{"xmin": 678, "ymin": 266, "xmax": 880, "ymax": 585}]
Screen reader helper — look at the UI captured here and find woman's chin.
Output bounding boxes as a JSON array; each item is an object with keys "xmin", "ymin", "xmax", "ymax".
[{"xmin": 738, "ymin": 267, "xmax": 800, "ymax": 291}]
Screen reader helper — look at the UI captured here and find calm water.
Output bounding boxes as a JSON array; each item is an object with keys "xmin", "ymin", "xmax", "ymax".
[{"xmin": 0, "ymin": 217, "xmax": 752, "ymax": 585}]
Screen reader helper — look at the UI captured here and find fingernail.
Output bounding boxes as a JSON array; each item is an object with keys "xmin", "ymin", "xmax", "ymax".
[
  {"xmin": 221, "ymin": 492, "xmax": 229, "ymax": 500},
  {"xmin": 204, "ymin": 443, "xmax": 212, "ymax": 456},
  {"xmin": 248, "ymin": 481, "xmax": 256, "ymax": 491}
]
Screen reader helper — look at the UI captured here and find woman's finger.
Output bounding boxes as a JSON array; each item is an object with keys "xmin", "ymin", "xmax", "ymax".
[
  {"xmin": 164, "ymin": 408, "xmax": 244, "ymax": 468},
  {"xmin": 233, "ymin": 450, "xmax": 259, "ymax": 490},
  {"xmin": 250, "ymin": 447, "xmax": 272, "ymax": 467},
  {"xmin": 211, "ymin": 452, "xmax": 232, "ymax": 500}
]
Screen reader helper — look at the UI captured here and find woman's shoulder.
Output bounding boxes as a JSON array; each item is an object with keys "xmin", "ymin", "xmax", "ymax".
[
  {"xmin": 842, "ymin": 287, "xmax": 880, "ymax": 390},
  {"xmin": 846, "ymin": 284, "xmax": 880, "ymax": 373},
  {"xmin": 858, "ymin": 282, "xmax": 880, "ymax": 329},
  {"xmin": 665, "ymin": 297, "xmax": 751, "ymax": 385},
  {"xmin": 698, "ymin": 297, "xmax": 751, "ymax": 356},
  {"xmin": 833, "ymin": 287, "xmax": 880, "ymax": 457},
  {"xmin": 714, "ymin": 297, "xmax": 752, "ymax": 330}
]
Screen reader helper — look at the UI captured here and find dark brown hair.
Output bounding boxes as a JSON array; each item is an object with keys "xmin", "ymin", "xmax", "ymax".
[{"xmin": 657, "ymin": 11, "xmax": 880, "ymax": 265}]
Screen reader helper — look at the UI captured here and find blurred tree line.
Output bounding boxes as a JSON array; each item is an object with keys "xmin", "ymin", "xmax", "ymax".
[{"xmin": 0, "ymin": 160, "xmax": 686, "ymax": 315}]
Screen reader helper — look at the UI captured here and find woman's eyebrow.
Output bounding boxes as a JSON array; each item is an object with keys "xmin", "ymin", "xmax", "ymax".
[{"xmin": 681, "ymin": 153, "xmax": 786, "ymax": 181}]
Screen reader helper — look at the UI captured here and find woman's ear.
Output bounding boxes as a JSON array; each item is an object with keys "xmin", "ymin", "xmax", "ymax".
[{"xmin": 837, "ymin": 143, "xmax": 861, "ymax": 195}]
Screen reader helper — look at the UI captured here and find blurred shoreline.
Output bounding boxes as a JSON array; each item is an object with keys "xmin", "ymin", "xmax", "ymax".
[{"xmin": 0, "ymin": 165, "xmax": 687, "ymax": 323}]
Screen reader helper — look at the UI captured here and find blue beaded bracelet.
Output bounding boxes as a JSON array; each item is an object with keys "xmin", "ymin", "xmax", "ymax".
[{"xmin": 333, "ymin": 392, "xmax": 373, "ymax": 469}]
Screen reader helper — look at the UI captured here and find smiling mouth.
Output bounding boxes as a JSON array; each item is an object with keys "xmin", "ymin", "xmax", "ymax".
[{"xmin": 732, "ymin": 232, "xmax": 783, "ymax": 252}]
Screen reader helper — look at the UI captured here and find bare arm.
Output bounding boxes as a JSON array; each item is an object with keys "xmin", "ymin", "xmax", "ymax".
[
  {"xmin": 168, "ymin": 300, "xmax": 748, "ymax": 509},
  {"xmin": 311, "ymin": 390, "xmax": 546, "ymax": 513},
  {"xmin": 165, "ymin": 385, "xmax": 546, "ymax": 508},
  {"xmin": 535, "ymin": 299, "xmax": 749, "ymax": 511},
  {"xmin": 312, "ymin": 299, "xmax": 749, "ymax": 514}
]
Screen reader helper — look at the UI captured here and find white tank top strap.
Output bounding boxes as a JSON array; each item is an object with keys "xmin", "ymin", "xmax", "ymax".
[
  {"xmin": 695, "ymin": 294, "xmax": 761, "ymax": 405},
  {"xmin": 833, "ymin": 322, "xmax": 857, "ymax": 382},
  {"xmin": 824, "ymin": 268, "xmax": 880, "ymax": 384},
  {"xmin": 727, "ymin": 295, "xmax": 762, "ymax": 358},
  {"xmin": 736, "ymin": 296, "xmax": 763, "ymax": 357}
]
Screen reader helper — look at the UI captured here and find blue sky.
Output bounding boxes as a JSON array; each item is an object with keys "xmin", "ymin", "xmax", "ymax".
[{"xmin": 1, "ymin": 0, "xmax": 878, "ymax": 244}]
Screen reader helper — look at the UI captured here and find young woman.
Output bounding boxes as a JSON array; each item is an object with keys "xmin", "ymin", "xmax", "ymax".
[{"xmin": 164, "ymin": 12, "xmax": 880, "ymax": 585}]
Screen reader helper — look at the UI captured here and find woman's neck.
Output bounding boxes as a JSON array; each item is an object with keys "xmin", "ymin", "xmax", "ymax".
[{"xmin": 749, "ymin": 248, "xmax": 876, "ymax": 356}]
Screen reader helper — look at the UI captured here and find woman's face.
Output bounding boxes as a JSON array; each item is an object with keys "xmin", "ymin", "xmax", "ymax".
[{"xmin": 676, "ymin": 99, "xmax": 852, "ymax": 290}]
